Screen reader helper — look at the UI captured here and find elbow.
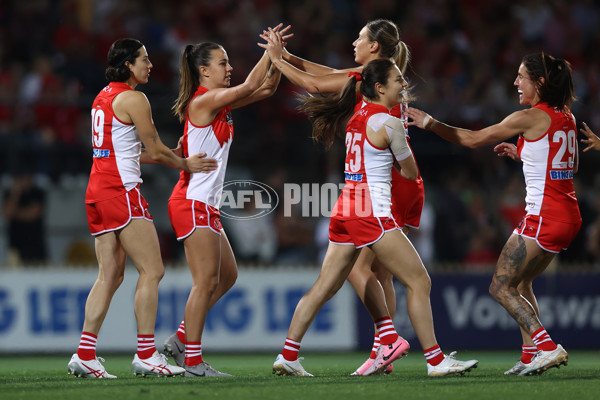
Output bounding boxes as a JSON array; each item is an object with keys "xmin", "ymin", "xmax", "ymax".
[
  {"xmin": 464, "ymin": 139, "xmax": 482, "ymax": 149},
  {"xmin": 404, "ymin": 169, "xmax": 418, "ymax": 181},
  {"xmin": 263, "ymin": 84, "xmax": 277, "ymax": 97},
  {"xmin": 399, "ymin": 164, "xmax": 418, "ymax": 181},
  {"xmin": 148, "ymin": 151, "xmax": 163, "ymax": 163},
  {"xmin": 304, "ymin": 85, "xmax": 319, "ymax": 95},
  {"xmin": 302, "ymin": 78, "xmax": 320, "ymax": 94}
]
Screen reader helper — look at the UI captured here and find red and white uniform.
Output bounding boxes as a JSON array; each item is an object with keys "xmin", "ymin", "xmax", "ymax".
[
  {"xmin": 329, "ymin": 102, "xmax": 403, "ymax": 248},
  {"xmin": 85, "ymin": 82, "xmax": 151, "ymax": 235},
  {"xmin": 168, "ymin": 86, "xmax": 232, "ymax": 239},
  {"xmin": 86, "ymin": 82, "xmax": 143, "ymax": 203},
  {"xmin": 170, "ymin": 86, "xmax": 233, "ymax": 207},
  {"xmin": 514, "ymin": 102, "xmax": 581, "ymax": 251},
  {"xmin": 355, "ymin": 97, "xmax": 425, "ymax": 229}
]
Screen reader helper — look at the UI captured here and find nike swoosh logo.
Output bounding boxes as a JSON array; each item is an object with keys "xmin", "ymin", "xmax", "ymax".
[
  {"xmin": 175, "ymin": 341, "xmax": 184, "ymax": 353},
  {"xmin": 186, "ymin": 369, "xmax": 206, "ymax": 377},
  {"xmin": 383, "ymin": 344, "xmax": 400, "ymax": 361}
]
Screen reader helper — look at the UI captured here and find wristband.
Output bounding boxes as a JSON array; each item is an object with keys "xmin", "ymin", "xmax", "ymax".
[{"xmin": 423, "ymin": 115, "xmax": 432, "ymax": 130}]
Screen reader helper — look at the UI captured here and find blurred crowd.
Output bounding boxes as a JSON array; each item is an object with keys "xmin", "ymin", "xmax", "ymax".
[{"xmin": 1, "ymin": 0, "xmax": 600, "ymax": 269}]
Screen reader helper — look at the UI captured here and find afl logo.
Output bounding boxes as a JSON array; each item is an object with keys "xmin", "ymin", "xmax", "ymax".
[{"xmin": 209, "ymin": 180, "xmax": 279, "ymax": 220}]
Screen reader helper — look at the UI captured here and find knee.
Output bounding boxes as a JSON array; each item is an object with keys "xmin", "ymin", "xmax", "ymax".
[
  {"xmin": 407, "ymin": 272, "xmax": 431, "ymax": 295},
  {"xmin": 517, "ymin": 280, "xmax": 531, "ymax": 294},
  {"xmin": 374, "ymin": 268, "xmax": 393, "ymax": 285},
  {"xmin": 146, "ymin": 265, "xmax": 165, "ymax": 282},
  {"xmin": 222, "ymin": 269, "xmax": 238, "ymax": 291},
  {"xmin": 101, "ymin": 268, "xmax": 125, "ymax": 291},
  {"xmin": 205, "ymin": 276, "xmax": 220, "ymax": 295},
  {"xmin": 489, "ymin": 279, "xmax": 506, "ymax": 302},
  {"xmin": 418, "ymin": 273, "xmax": 432, "ymax": 295}
]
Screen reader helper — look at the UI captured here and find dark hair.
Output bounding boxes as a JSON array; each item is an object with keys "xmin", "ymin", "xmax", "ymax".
[
  {"xmin": 522, "ymin": 52, "xmax": 576, "ymax": 109},
  {"xmin": 298, "ymin": 58, "xmax": 397, "ymax": 148},
  {"xmin": 172, "ymin": 42, "xmax": 223, "ymax": 122},
  {"xmin": 105, "ymin": 38, "xmax": 144, "ymax": 82},
  {"xmin": 366, "ymin": 19, "xmax": 410, "ymax": 74}
]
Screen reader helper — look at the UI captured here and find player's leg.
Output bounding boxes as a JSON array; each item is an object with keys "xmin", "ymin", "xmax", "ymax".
[
  {"xmin": 273, "ymin": 243, "xmax": 358, "ymax": 376},
  {"xmin": 119, "ymin": 218, "xmax": 185, "ymax": 376},
  {"xmin": 209, "ymin": 229, "xmax": 238, "ymax": 309},
  {"xmin": 489, "ymin": 234, "xmax": 567, "ymax": 375},
  {"xmin": 371, "ymin": 229, "xmax": 478, "ymax": 376},
  {"xmin": 504, "ymin": 263, "xmax": 546, "ymax": 375},
  {"xmin": 181, "ymin": 228, "xmax": 220, "ymax": 366},
  {"xmin": 346, "ymin": 248, "xmax": 395, "ymax": 375},
  {"xmin": 68, "ymin": 231, "xmax": 125, "ymax": 378},
  {"xmin": 184, "ymin": 230, "xmax": 237, "ymax": 377}
]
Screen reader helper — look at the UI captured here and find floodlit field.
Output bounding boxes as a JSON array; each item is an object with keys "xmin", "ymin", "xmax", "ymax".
[{"xmin": 1, "ymin": 351, "xmax": 599, "ymax": 400}]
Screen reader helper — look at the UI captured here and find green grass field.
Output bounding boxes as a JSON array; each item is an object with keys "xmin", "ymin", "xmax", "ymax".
[{"xmin": 1, "ymin": 351, "xmax": 599, "ymax": 400}]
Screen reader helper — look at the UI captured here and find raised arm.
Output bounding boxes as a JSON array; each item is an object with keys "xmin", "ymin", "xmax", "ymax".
[
  {"xmin": 191, "ymin": 51, "xmax": 272, "ymax": 124},
  {"xmin": 230, "ymin": 61, "xmax": 281, "ymax": 109},
  {"xmin": 267, "ymin": 23, "xmax": 337, "ymax": 75},
  {"xmin": 118, "ymin": 91, "xmax": 217, "ymax": 173},
  {"xmin": 259, "ymin": 29, "xmax": 358, "ymax": 94}
]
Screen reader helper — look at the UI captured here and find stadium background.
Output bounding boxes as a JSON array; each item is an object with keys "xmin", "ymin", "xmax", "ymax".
[{"xmin": 0, "ymin": 0, "xmax": 598, "ymax": 353}]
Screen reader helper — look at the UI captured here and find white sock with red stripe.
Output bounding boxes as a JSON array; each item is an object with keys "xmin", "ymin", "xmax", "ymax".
[
  {"xmin": 281, "ymin": 338, "xmax": 301, "ymax": 361},
  {"xmin": 424, "ymin": 344, "xmax": 445, "ymax": 366},
  {"xmin": 185, "ymin": 341, "xmax": 203, "ymax": 366},
  {"xmin": 521, "ymin": 345, "xmax": 537, "ymax": 364},
  {"xmin": 137, "ymin": 334, "xmax": 157, "ymax": 359},
  {"xmin": 176, "ymin": 320, "xmax": 186, "ymax": 343},
  {"xmin": 375, "ymin": 317, "xmax": 399, "ymax": 345},
  {"xmin": 76, "ymin": 331, "xmax": 97, "ymax": 361},
  {"xmin": 531, "ymin": 327, "xmax": 557, "ymax": 351},
  {"xmin": 370, "ymin": 333, "xmax": 381, "ymax": 360}
]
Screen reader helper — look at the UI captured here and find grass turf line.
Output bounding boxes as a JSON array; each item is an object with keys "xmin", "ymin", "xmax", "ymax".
[{"xmin": 0, "ymin": 351, "xmax": 599, "ymax": 400}]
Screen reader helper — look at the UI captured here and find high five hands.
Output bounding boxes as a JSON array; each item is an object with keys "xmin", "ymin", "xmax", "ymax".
[{"xmin": 258, "ymin": 23, "xmax": 293, "ymax": 60}]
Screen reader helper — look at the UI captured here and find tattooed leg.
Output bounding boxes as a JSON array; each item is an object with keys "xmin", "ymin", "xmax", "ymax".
[{"xmin": 489, "ymin": 234, "xmax": 554, "ymax": 335}]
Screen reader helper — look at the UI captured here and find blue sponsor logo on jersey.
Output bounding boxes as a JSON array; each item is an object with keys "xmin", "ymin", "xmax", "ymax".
[
  {"xmin": 550, "ymin": 170, "xmax": 573, "ymax": 180},
  {"xmin": 93, "ymin": 149, "xmax": 110, "ymax": 158},
  {"xmin": 345, "ymin": 172, "xmax": 363, "ymax": 181}
]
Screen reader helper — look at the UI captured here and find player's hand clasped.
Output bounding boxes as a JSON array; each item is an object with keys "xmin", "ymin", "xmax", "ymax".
[{"xmin": 258, "ymin": 24, "xmax": 291, "ymax": 61}]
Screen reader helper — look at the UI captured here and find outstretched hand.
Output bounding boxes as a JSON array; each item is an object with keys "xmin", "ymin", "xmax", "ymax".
[
  {"xmin": 405, "ymin": 107, "xmax": 432, "ymax": 130},
  {"xmin": 580, "ymin": 122, "xmax": 600, "ymax": 152},
  {"xmin": 185, "ymin": 153, "xmax": 218, "ymax": 174},
  {"xmin": 270, "ymin": 23, "xmax": 294, "ymax": 44},
  {"xmin": 258, "ymin": 28, "xmax": 284, "ymax": 61},
  {"xmin": 494, "ymin": 142, "xmax": 520, "ymax": 161},
  {"xmin": 258, "ymin": 23, "xmax": 292, "ymax": 61}
]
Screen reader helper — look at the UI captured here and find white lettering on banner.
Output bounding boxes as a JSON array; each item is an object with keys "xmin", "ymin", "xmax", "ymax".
[
  {"xmin": 442, "ymin": 286, "xmax": 600, "ymax": 330},
  {"xmin": 0, "ymin": 269, "xmax": 356, "ymax": 353},
  {"xmin": 443, "ymin": 286, "xmax": 514, "ymax": 329},
  {"xmin": 539, "ymin": 296, "xmax": 600, "ymax": 329}
]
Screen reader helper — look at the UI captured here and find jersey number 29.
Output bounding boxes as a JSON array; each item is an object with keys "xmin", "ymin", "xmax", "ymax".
[{"xmin": 552, "ymin": 129, "xmax": 576, "ymax": 169}]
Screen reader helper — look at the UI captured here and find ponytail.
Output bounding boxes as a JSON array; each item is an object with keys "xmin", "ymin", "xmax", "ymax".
[
  {"xmin": 172, "ymin": 42, "xmax": 222, "ymax": 122},
  {"xmin": 297, "ymin": 58, "xmax": 397, "ymax": 149},
  {"xmin": 173, "ymin": 45, "xmax": 199, "ymax": 122},
  {"xmin": 297, "ymin": 77, "xmax": 359, "ymax": 148},
  {"xmin": 394, "ymin": 41, "xmax": 410, "ymax": 74}
]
